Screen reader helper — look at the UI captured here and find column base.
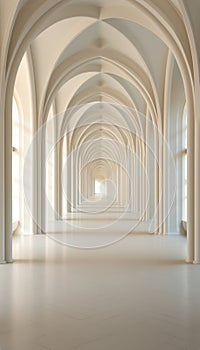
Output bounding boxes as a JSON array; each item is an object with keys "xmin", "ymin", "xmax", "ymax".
[
  {"xmin": 0, "ymin": 260, "xmax": 13, "ymax": 264},
  {"xmin": 185, "ymin": 259, "xmax": 193, "ymax": 264},
  {"xmin": 193, "ymin": 260, "xmax": 200, "ymax": 264}
]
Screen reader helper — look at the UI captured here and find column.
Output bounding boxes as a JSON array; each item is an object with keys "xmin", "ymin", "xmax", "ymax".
[
  {"xmin": 186, "ymin": 99, "xmax": 194, "ymax": 263},
  {"xmin": 194, "ymin": 117, "xmax": 200, "ymax": 263},
  {"xmin": 0, "ymin": 96, "xmax": 6, "ymax": 263},
  {"xmin": 5, "ymin": 97, "xmax": 13, "ymax": 262}
]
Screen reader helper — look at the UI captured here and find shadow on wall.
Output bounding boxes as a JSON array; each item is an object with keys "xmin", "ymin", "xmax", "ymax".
[
  {"xmin": 12, "ymin": 221, "xmax": 21, "ymax": 235},
  {"xmin": 180, "ymin": 220, "xmax": 187, "ymax": 236}
]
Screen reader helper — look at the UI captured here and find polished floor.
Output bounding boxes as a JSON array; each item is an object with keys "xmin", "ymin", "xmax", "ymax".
[{"xmin": 1, "ymin": 232, "xmax": 200, "ymax": 350}]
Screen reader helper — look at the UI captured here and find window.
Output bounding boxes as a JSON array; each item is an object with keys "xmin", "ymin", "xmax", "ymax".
[
  {"xmin": 12, "ymin": 89, "xmax": 33, "ymax": 234},
  {"xmin": 95, "ymin": 179, "xmax": 102, "ymax": 195},
  {"xmin": 12, "ymin": 97, "xmax": 20, "ymax": 224},
  {"xmin": 95, "ymin": 176, "xmax": 106, "ymax": 197}
]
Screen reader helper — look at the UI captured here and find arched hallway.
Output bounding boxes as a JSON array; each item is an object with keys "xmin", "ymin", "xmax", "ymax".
[
  {"xmin": 0, "ymin": 0, "xmax": 199, "ymax": 259},
  {"xmin": 1, "ymin": 0, "xmax": 200, "ymax": 349}
]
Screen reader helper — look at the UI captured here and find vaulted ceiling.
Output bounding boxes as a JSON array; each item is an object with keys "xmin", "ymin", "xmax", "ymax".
[{"xmin": 7, "ymin": 0, "xmax": 196, "ymax": 129}]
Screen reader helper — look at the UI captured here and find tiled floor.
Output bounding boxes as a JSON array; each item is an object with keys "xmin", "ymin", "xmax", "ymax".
[{"xmin": 0, "ymin": 231, "xmax": 200, "ymax": 350}]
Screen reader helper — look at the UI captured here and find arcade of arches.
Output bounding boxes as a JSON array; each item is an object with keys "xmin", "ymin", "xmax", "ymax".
[{"xmin": 0, "ymin": 1, "xmax": 200, "ymax": 263}]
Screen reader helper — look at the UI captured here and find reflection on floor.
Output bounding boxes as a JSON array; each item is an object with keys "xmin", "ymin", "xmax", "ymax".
[
  {"xmin": 1, "ymin": 231, "xmax": 200, "ymax": 350},
  {"xmin": 46, "ymin": 219, "xmax": 149, "ymax": 248}
]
